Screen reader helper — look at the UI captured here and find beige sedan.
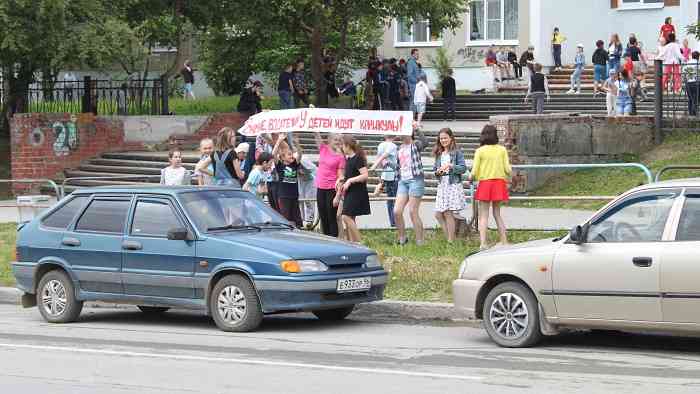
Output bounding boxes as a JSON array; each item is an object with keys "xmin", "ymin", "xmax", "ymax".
[{"xmin": 453, "ymin": 179, "xmax": 700, "ymax": 347}]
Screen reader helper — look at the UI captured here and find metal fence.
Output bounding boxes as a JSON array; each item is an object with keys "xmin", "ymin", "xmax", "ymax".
[
  {"xmin": 2, "ymin": 76, "xmax": 169, "ymax": 116},
  {"xmin": 655, "ymin": 59, "xmax": 700, "ymax": 134}
]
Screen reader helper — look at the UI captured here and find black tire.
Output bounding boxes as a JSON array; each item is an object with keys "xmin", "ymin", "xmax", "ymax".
[
  {"xmin": 482, "ymin": 282, "xmax": 542, "ymax": 348},
  {"xmin": 312, "ymin": 306, "xmax": 355, "ymax": 321},
  {"xmin": 36, "ymin": 270, "xmax": 83, "ymax": 324},
  {"xmin": 210, "ymin": 274, "xmax": 263, "ymax": 332},
  {"xmin": 137, "ymin": 306, "xmax": 170, "ymax": 314}
]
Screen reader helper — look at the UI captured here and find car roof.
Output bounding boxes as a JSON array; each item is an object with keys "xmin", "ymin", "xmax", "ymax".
[
  {"xmin": 627, "ymin": 178, "xmax": 700, "ymax": 193},
  {"xmin": 70, "ymin": 185, "xmax": 244, "ymax": 196}
]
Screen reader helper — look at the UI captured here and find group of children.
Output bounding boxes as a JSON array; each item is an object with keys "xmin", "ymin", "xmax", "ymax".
[{"xmin": 485, "ymin": 45, "xmax": 532, "ymax": 83}]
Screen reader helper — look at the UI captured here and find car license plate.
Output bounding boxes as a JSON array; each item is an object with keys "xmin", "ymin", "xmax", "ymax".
[{"xmin": 336, "ymin": 277, "xmax": 371, "ymax": 293}]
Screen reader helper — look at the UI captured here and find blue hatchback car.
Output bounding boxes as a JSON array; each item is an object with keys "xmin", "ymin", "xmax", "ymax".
[{"xmin": 12, "ymin": 186, "xmax": 387, "ymax": 332}]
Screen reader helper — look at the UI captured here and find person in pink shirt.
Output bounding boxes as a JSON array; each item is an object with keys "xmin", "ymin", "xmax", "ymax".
[
  {"xmin": 314, "ymin": 132, "xmax": 346, "ymax": 238},
  {"xmin": 682, "ymin": 38, "xmax": 691, "ymax": 62}
]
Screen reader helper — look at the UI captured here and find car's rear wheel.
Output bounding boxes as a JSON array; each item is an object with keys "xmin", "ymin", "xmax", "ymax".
[
  {"xmin": 210, "ymin": 275, "xmax": 263, "ymax": 332},
  {"xmin": 36, "ymin": 270, "xmax": 83, "ymax": 324},
  {"xmin": 483, "ymin": 282, "xmax": 542, "ymax": 348},
  {"xmin": 312, "ymin": 306, "xmax": 355, "ymax": 321},
  {"xmin": 137, "ymin": 306, "xmax": 170, "ymax": 314}
]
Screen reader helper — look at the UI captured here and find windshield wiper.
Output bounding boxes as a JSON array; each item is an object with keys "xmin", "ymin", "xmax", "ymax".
[
  {"xmin": 207, "ymin": 224, "xmax": 261, "ymax": 232},
  {"xmin": 252, "ymin": 221, "xmax": 295, "ymax": 229}
]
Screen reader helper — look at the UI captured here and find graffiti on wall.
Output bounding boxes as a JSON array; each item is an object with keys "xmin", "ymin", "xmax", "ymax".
[
  {"xmin": 457, "ymin": 46, "xmax": 516, "ymax": 65},
  {"xmin": 52, "ymin": 115, "xmax": 79, "ymax": 156}
]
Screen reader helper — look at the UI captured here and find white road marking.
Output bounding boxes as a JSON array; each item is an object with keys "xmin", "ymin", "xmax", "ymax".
[{"xmin": 0, "ymin": 342, "xmax": 483, "ymax": 381}]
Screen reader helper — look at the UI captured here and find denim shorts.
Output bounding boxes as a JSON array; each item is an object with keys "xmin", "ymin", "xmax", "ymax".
[
  {"xmin": 414, "ymin": 102, "xmax": 426, "ymax": 114},
  {"xmin": 594, "ymin": 65, "xmax": 606, "ymax": 82},
  {"xmin": 184, "ymin": 83, "xmax": 193, "ymax": 93},
  {"xmin": 397, "ymin": 177, "xmax": 425, "ymax": 197},
  {"xmin": 616, "ymin": 95, "xmax": 632, "ymax": 115}
]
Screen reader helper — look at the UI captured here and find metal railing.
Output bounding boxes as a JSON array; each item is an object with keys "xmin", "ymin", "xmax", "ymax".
[
  {"xmin": 655, "ymin": 165, "xmax": 700, "ymax": 182},
  {"xmin": 655, "ymin": 59, "xmax": 700, "ymax": 135},
  {"xmin": 0, "ymin": 179, "xmax": 62, "ymax": 198}
]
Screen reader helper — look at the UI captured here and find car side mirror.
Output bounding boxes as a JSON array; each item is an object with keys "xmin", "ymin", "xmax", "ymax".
[
  {"xmin": 569, "ymin": 225, "xmax": 586, "ymax": 245},
  {"xmin": 167, "ymin": 227, "xmax": 190, "ymax": 241}
]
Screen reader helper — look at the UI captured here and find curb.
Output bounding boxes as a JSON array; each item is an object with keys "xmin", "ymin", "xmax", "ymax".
[{"xmin": 0, "ymin": 286, "xmax": 476, "ymax": 325}]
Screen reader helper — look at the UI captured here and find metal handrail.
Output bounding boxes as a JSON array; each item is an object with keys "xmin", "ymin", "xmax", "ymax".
[
  {"xmin": 511, "ymin": 163, "xmax": 654, "ymax": 185},
  {"xmin": 0, "ymin": 179, "xmax": 62, "ymax": 198},
  {"xmin": 654, "ymin": 165, "xmax": 700, "ymax": 182},
  {"xmin": 61, "ymin": 174, "xmax": 162, "ymax": 196}
]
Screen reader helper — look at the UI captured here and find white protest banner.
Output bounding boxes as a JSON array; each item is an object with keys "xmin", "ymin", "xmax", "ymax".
[{"xmin": 237, "ymin": 108, "xmax": 413, "ymax": 137}]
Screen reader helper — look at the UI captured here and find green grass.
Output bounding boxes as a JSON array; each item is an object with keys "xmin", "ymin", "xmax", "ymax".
[
  {"xmin": 363, "ymin": 229, "xmax": 565, "ymax": 302},
  {"xmin": 169, "ymin": 95, "xmax": 280, "ymax": 115},
  {"xmin": 514, "ymin": 131, "xmax": 700, "ymax": 211},
  {"xmin": 0, "ymin": 223, "xmax": 16, "ymax": 287}
]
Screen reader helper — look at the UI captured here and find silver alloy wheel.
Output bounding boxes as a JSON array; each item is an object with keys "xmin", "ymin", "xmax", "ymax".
[
  {"xmin": 489, "ymin": 292, "xmax": 529, "ymax": 339},
  {"xmin": 41, "ymin": 279, "xmax": 67, "ymax": 317},
  {"xmin": 217, "ymin": 285, "xmax": 247, "ymax": 324}
]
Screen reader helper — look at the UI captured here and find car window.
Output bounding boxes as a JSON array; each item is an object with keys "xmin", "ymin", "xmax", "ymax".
[
  {"xmin": 179, "ymin": 190, "xmax": 284, "ymax": 232},
  {"xmin": 587, "ymin": 191, "xmax": 678, "ymax": 243},
  {"xmin": 131, "ymin": 200, "xmax": 183, "ymax": 237},
  {"xmin": 75, "ymin": 199, "xmax": 131, "ymax": 234},
  {"xmin": 42, "ymin": 196, "xmax": 88, "ymax": 229},
  {"xmin": 676, "ymin": 194, "xmax": 700, "ymax": 241}
]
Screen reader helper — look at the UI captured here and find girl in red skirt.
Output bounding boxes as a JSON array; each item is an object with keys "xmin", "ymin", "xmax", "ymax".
[{"xmin": 468, "ymin": 125, "xmax": 512, "ymax": 250}]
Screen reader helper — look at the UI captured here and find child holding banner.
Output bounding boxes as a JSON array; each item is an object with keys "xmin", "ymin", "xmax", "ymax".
[
  {"xmin": 337, "ymin": 136, "xmax": 370, "ymax": 243},
  {"xmin": 273, "ymin": 133, "xmax": 303, "ymax": 227},
  {"xmin": 314, "ymin": 132, "xmax": 346, "ymax": 238},
  {"xmin": 394, "ymin": 124, "xmax": 428, "ymax": 246}
]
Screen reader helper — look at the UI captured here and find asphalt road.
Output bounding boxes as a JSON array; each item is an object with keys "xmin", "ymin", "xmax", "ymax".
[{"xmin": 1, "ymin": 304, "xmax": 700, "ymax": 393}]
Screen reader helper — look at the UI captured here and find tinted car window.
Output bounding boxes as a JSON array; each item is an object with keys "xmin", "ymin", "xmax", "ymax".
[
  {"xmin": 587, "ymin": 191, "xmax": 677, "ymax": 243},
  {"xmin": 179, "ymin": 190, "xmax": 284, "ymax": 231},
  {"xmin": 131, "ymin": 200, "xmax": 182, "ymax": 237},
  {"xmin": 75, "ymin": 199, "xmax": 131, "ymax": 234},
  {"xmin": 42, "ymin": 196, "xmax": 88, "ymax": 229},
  {"xmin": 676, "ymin": 194, "xmax": 700, "ymax": 241}
]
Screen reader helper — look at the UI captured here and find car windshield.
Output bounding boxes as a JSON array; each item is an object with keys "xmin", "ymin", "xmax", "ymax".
[{"xmin": 179, "ymin": 190, "xmax": 288, "ymax": 233}]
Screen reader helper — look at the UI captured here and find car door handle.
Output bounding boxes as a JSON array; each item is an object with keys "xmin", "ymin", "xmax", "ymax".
[
  {"xmin": 633, "ymin": 257, "xmax": 653, "ymax": 267},
  {"xmin": 61, "ymin": 237, "xmax": 81, "ymax": 247},
  {"xmin": 122, "ymin": 240, "xmax": 143, "ymax": 251}
]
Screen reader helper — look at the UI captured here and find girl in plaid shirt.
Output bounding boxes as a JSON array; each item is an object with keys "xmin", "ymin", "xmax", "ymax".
[{"xmin": 394, "ymin": 123, "xmax": 428, "ymax": 245}]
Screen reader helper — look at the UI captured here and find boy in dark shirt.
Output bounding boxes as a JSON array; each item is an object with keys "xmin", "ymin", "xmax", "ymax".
[
  {"xmin": 441, "ymin": 68, "xmax": 457, "ymax": 121},
  {"xmin": 508, "ymin": 49, "xmax": 522, "ymax": 79},
  {"xmin": 272, "ymin": 134, "xmax": 303, "ymax": 227},
  {"xmin": 592, "ymin": 40, "xmax": 609, "ymax": 96}
]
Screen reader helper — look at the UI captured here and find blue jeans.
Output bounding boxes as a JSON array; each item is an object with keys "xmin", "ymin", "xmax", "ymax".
[
  {"xmin": 608, "ymin": 59, "xmax": 620, "ymax": 74},
  {"xmin": 616, "ymin": 95, "xmax": 632, "ymax": 115},
  {"xmin": 383, "ymin": 180, "xmax": 398, "ymax": 227},
  {"xmin": 570, "ymin": 67, "xmax": 583, "ymax": 91},
  {"xmin": 408, "ymin": 82, "xmax": 417, "ymax": 112},
  {"xmin": 279, "ymin": 90, "xmax": 294, "ymax": 109}
]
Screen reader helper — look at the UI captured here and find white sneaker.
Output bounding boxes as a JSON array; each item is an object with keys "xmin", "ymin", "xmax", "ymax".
[
  {"xmin": 566, "ymin": 89, "xmax": 575, "ymax": 94},
  {"xmin": 575, "ymin": 90, "xmax": 581, "ymax": 94}
]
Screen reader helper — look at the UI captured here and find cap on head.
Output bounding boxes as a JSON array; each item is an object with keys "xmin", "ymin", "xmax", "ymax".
[
  {"xmin": 235, "ymin": 142, "xmax": 250, "ymax": 154},
  {"xmin": 577, "ymin": 43, "xmax": 584, "ymax": 48}
]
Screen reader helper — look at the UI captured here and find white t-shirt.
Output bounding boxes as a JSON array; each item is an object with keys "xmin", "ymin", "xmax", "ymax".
[
  {"xmin": 160, "ymin": 166, "xmax": 190, "ymax": 186},
  {"xmin": 440, "ymin": 152, "xmax": 451, "ymax": 185},
  {"xmin": 376, "ymin": 141, "xmax": 398, "ymax": 181},
  {"xmin": 413, "ymin": 81, "xmax": 433, "ymax": 104},
  {"xmin": 398, "ymin": 144, "xmax": 413, "ymax": 181},
  {"xmin": 194, "ymin": 156, "xmax": 213, "ymax": 185}
]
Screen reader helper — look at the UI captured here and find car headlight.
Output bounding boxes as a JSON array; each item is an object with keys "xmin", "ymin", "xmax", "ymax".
[
  {"xmin": 458, "ymin": 258, "xmax": 469, "ymax": 278},
  {"xmin": 365, "ymin": 254, "xmax": 382, "ymax": 269},
  {"xmin": 280, "ymin": 260, "xmax": 329, "ymax": 273}
]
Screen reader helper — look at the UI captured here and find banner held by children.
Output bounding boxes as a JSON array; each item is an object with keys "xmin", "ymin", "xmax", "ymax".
[{"xmin": 238, "ymin": 108, "xmax": 413, "ymax": 137}]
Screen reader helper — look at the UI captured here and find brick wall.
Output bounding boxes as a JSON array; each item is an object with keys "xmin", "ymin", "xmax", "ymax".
[
  {"xmin": 168, "ymin": 113, "xmax": 248, "ymax": 148},
  {"xmin": 10, "ymin": 113, "xmax": 126, "ymax": 193}
]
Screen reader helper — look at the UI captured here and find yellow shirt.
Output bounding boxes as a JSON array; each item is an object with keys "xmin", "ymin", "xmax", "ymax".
[
  {"xmin": 552, "ymin": 33, "xmax": 567, "ymax": 45},
  {"xmin": 471, "ymin": 145, "xmax": 511, "ymax": 181}
]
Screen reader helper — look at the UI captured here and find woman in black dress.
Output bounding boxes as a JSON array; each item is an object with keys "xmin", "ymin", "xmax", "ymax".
[{"xmin": 337, "ymin": 135, "xmax": 370, "ymax": 243}]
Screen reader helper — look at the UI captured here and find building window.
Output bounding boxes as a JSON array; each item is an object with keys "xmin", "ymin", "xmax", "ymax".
[
  {"xmin": 619, "ymin": 0, "xmax": 664, "ymax": 9},
  {"xmin": 395, "ymin": 17, "xmax": 442, "ymax": 47},
  {"xmin": 469, "ymin": 0, "xmax": 518, "ymax": 44}
]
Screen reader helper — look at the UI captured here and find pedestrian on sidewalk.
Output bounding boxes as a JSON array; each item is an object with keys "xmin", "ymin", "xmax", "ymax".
[
  {"xmin": 314, "ymin": 132, "xmax": 346, "ymax": 238},
  {"xmin": 608, "ymin": 34, "xmax": 623, "ymax": 74},
  {"xmin": 337, "ymin": 136, "xmax": 370, "ymax": 243},
  {"xmin": 196, "ymin": 127, "xmax": 245, "ymax": 187},
  {"xmin": 468, "ymin": 125, "xmax": 511, "ymax": 250},
  {"xmin": 551, "ymin": 27, "xmax": 566, "ymax": 71},
  {"xmin": 195, "ymin": 138, "xmax": 214, "ymax": 186},
  {"xmin": 615, "ymin": 69, "xmax": 633, "ymax": 116},
  {"xmin": 441, "ymin": 68, "xmax": 457, "ymax": 121},
  {"xmin": 567, "ymin": 44, "xmax": 585, "ymax": 94},
  {"xmin": 370, "ymin": 135, "xmax": 398, "ymax": 227},
  {"xmin": 413, "ymin": 75, "xmax": 433, "ymax": 127},
  {"xmin": 593, "ymin": 40, "xmax": 608, "ymax": 96},
  {"xmin": 603, "ymin": 69, "xmax": 619, "ymax": 116},
  {"xmin": 433, "ymin": 128, "xmax": 467, "ymax": 243},
  {"xmin": 394, "ymin": 124, "xmax": 428, "ymax": 246},
  {"xmin": 160, "ymin": 149, "xmax": 192, "ymax": 186},
  {"xmin": 277, "ymin": 64, "xmax": 295, "ymax": 110},
  {"xmin": 273, "ymin": 134, "xmax": 303, "ymax": 228},
  {"xmin": 524, "ymin": 63, "xmax": 549, "ymax": 114}
]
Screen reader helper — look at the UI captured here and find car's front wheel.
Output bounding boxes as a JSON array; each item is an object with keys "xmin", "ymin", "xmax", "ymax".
[
  {"xmin": 483, "ymin": 282, "xmax": 542, "ymax": 348},
  {"xmin": 210, "ymin": 275, "xmax": 263, "ymax": 332},
  {"xmin": 312, "ymin": 306, "xmax": 355, "ymax": 321},
  {"xmin": 36, "ymin": 270, "xmax": 83, "ymax": 324}
]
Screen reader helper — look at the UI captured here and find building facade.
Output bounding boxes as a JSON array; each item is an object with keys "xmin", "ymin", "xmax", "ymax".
[{"xmin": 377, "ymin": 0, "xmax": 698, "ymax": 91}]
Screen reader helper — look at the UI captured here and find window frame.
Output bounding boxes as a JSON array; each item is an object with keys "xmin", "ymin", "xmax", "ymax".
[
  {"xmin": 671, "ymin": 189, "xmax": 700, "ymax": 241},
  {"xmin": 467, "ymin": 0, "xmax": 519, "ymax": 47},
  {"xmin": 128, "ymin": 197, "xmax": 186, "ymax": 239},
  {"xmin": 40, "ymin": 195, "xmax": 90, "ymax": 231},
  {"xmin": 72, "ymin": 195, "xmax": 133, "ymax": 236},
  {"xmin": 584, "ymin": 188, "xmax": 682, "ymax": 244},
  {"xmin": 617, "ymin": 0, "xmax": 665, "ymax": 10},
  {"xmin": 393, "ymin": 17, "xmax": 443, "ymax": 48}
]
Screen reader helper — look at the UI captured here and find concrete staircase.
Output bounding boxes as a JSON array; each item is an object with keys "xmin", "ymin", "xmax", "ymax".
[{"xmin": 59, "ymin": 129, "xmax": 483, "ymax": 197}]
